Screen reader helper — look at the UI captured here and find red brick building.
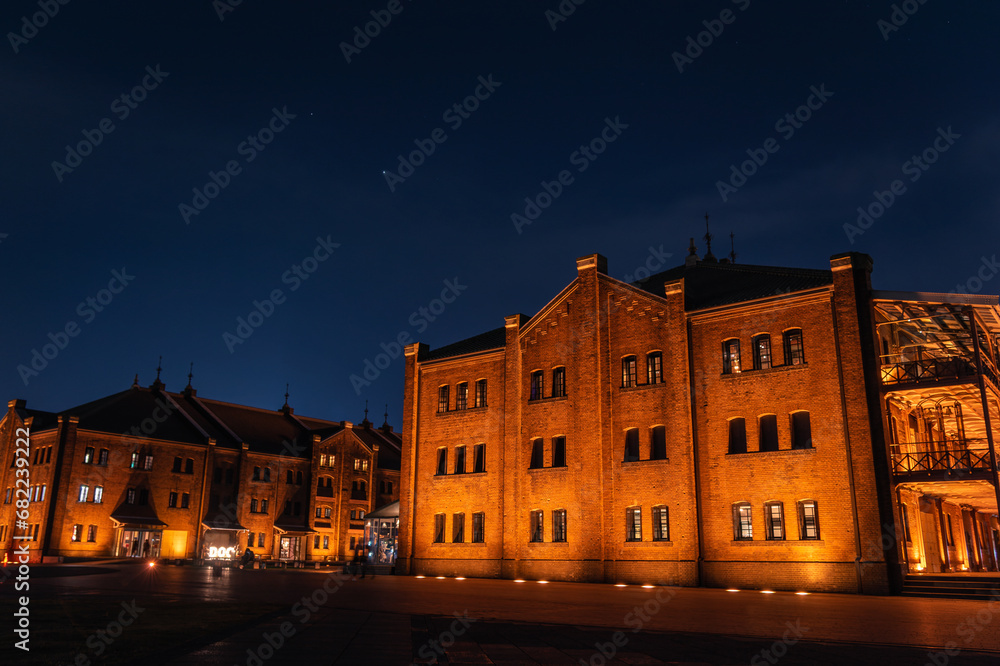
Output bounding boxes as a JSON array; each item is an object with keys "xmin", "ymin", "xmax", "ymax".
[
  {"xmin": 0, "ymin": 376, "xmax": 400, "ymax": 564},
  {"xmin": 397, "ymin": 249, "xmax": 1000, "ymax": 594}
]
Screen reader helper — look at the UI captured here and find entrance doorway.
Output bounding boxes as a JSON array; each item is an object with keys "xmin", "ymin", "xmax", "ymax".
[
  {"xmin": 279, "ymin": 536, "xmax": 300, "ymax": 560},
  {"xmin": 117, "ymin": 529, "xmax": 161, "ymax": 558}
]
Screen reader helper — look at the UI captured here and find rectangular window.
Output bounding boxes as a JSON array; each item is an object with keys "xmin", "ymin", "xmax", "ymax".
[
  {"xmin": 314, "ymin": 535, "xmax": 320, "ymax": 549},
  {"xmin": 143, "ymin": 455, "xmax": 154, "ymax": 471},
  {"xmin": 181, "ymin": 493, "xmax": 190, "ymax": 509},
  {"xmin": 791, "ymin": 412, "xmax": 812, "ymax": 449},
  {"xmin": 434, "ymin": 513, "xmax": 445, "ymax": 543},
  {"xmin": 130, "ymin": 452, "xmax": 139, "ymax": 469},
  {"xmin": 168, "ymin": 492, "xmax": 177, "ymax": 508},
  {"xmin": 454, "ymin": 446, "xmax": 466, "ymax": 474},
  {"xmin": 723, "ymin": 340, "xmax": 741, "ymax": 374},
  {"xmin": 728, "ymin": 418, "xmax": 747, "ymax": 454},
  {"xmin": 653, "ymin": 505, "xmax": 669, "ymax": 541},
  {"xmin": 799, "ymin": 501, "xmax": 819, "ymax": 540},
  {"xmin": 475, "ymin": 379, "xmax": 487, "ymax": 408},
  {"xmin": 626, "ymin": 507, "xmax": 642, "ymax": 542},
  {"xmin": 622, "ymin": 356, "xmax": 637, "ymax": 387},
  {"xmin": 552, "ymin": 367, "xmax": 566, "ymax": 398},
  {"xmin": 529, "ymin": 439, "xmax": 544, "ymax": 469},
  {"xmin": 436, "ymin": 448, "xmax": 448, "ymax": 476},
  {"xmin": 87, "ymin": 525, "xmax": 97, "ymax": 542},
  {"xmin": 185, "ymin": 458, "xmax": 194, "ymax": 474},
  {"xmin": 765, "ymin": 503, "xmax": 785, "ymax": 540},
  {"xmin": 323, "ymin": 536, "xmax": 329, "ymax": 549},
  {"xmin": 472, "ymin": 512, "xmax": 485, "ymax": 543},
  {"xmin": 456, "ymin": 382, "xmax": 468, "ymax": 410},
  {"xmin": 251, "ymin": 498, "xmax": 259, "ymax": 513},
  {"xmin": 258, "ymin": 533, "xmax": 265, "ymax": 548},
  {"xmin": 78, "ymin": 485, "xmax": 89, "ymax": 502},
  {"xmin": 647, "ymin": 352, "xmax": 663, "ymax": 384},
  {"xmin": 734, "ymin": 503, "xmax": 753, "ymax": 540},
  {"xmin": 316, "ymin": 507, "xmax": 323, "ymax": 518},
  {"xmin": 759, "ymin": 415, "xmax": 779, "ymax": 452},
  {"xmin": 650, "ymin": 426, "xmax": 666, "ymax": 460},
  {"xmin": 324, "ymin": 507, "xmax": 331, "ymax": 518},
  {"xmin": 294, "ymin": 502, "xmax": 301, "ymax": 516},
  {"xmin": 753, "ymin": 334, "xmax": 772, "ymax": 370},
  {"xmin": 98, "ymin": 449, "xmax": 109, "ymax": 465},
  {"xmin": 784, "ymin": 329, "xmax": 805, "ymax": 365},
  {"xmin": 553, "ymin": 509, "xmax": 567, "ymax": 542},
  {"xmin": 530, "ymin": 510, "xmax": 544, "ymax": 542},
  {"xmin": 71, "ymin": 524, "xmax": 82, "ymax": 542},
  {"xmin": 530, "ymin": 371, "xmax": 544, "ymax": 401},
  {"xmin": 624, "ymin": 429, "xmax": 640, "ymax": 462},
  {"xmin": 84, "ymin": 447, "xmax": 94, "ymax": 464},
  {"xmin": 253, "ymin": 466, "xmax": 261, "ymax": 481},
  {"xmin": 438, "ymin": 385, "xmax": 450, "ymax": 413},
  {"xmin": 319, "ymin": 454, "xmax": 327, "ymax": 467},
  {"xmin": 473, "ymin": 444, "xmax": 485, "ymax": 473},
  {"xmin": 552, "ymin": 437, "xmax": 566, "ymax": 468},
  {"xmin": 173, "ymin": 457, "xmax": 182, "ymax": 473},
  {"xmin": 94, "ymin": 486, "xmax": 103, "ymax": 504},
  {"xmin": 453, "ymin": 512, "xmax": 465, "ymax": 543}
]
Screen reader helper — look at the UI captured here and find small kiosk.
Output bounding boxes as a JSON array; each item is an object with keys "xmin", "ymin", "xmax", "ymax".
[{"xmin": 363, "ymin": 501, "xmax": 399, "ymax": 566}]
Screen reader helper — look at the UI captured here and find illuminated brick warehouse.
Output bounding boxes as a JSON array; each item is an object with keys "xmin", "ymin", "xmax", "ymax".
[
  {"xmin": 0, "ymin": 373, "xmax": 400, "ymax": 564},
  {"xmin": 397, "ymin": 246, "xmax": 1000, "ymax": 594}
]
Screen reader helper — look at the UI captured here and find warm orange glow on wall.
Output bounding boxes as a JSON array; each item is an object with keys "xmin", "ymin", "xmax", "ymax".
[{"xmin": 160, "ymin": 530, "xmax": 188, "ymax": 558}]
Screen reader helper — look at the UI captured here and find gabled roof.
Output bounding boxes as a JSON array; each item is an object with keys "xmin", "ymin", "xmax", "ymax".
[
  {"xmin": 351, "ymin": 423, "xmax": 402, "ymax": 471},
  {"xmin": 423, "ymin": 326, "xmax": 507, "ymax": 361},
  {"xmin": 634, "ymin": 260, "xmax": 833, "ymax": 310}
]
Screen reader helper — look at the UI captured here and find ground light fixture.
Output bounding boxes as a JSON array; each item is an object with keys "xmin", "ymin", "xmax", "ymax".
[
  {"xmin": 514, "ymin": 579, "xmax": 526, "ymax": 583},
  {"xmin": 760, "ymin": 590, "xmax": 776, "ymax": 594},
  {"xmin": 455, "ymin": 577, "xmax": 466, "ymax": 580},
  {"xmin": 415, "ymin": 575, "xmax": 425, "ymax": 579},
  {"xmin": 615, "ymin": 584, "xmax": 627, "ymax": 587},
  {"xmin": 537, "ymin": 580, "xmax": 549, "ymax": 584},
  {"xmin": 147, "ymin": 561, "xmax": 156, "ymax": 568},
  {"xmin": 796, "ymin": 592, "xmax": 811, "ymax": 596},
  {"xmin": 726, "ymin": 589, "xmax": 740, "ymax": 592},
  {"xmin": 641, "ymin": 585, "xmax": 655, "ymax": 588},
  {"xmin": 436, "ymin": 576, "xmax": 446, "ymax": 579}
]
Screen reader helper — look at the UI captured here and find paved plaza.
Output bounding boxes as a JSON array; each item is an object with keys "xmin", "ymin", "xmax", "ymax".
[{"xmin": 3, "ymin": 561, "xmax": 999, "ymax": 664}]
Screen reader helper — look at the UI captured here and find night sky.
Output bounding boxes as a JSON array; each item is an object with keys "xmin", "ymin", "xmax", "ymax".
[{"xmin": 3, "ymin": 1, "xmax": 998, "ymax": 427}]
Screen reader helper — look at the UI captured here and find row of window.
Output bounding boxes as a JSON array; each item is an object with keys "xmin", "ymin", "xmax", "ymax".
[
  {"xmin": 433, "ymin": 512, "xmax": 486, "ymax": 543},
  {"xmin": 529, "ymin": 437, "xmax": 566, "ymax": 469},
  {"xmin": 349, "ymin": 509, "xmax": 367, "ymax": 520},
  {"xmin": 622, "ymin": 351, "xmax": 664, "ymax": 388},
  {"xmin": 172, "ymin": 457, "xmax": 195, "ymax": 474},
  {"xmin": 70, "ymin": 524, "xmax": 99, "ymax": 543},
  {"xmin": 624, "ymin": 426, "xmax": 667, "ymax": 462},
  {"xmin": 248, "ymin": 532, "xmax": 266, "ymax": 548},
  {"xmin": 733, "ymin": 501, "xmax": 819, "ymax": 541},
  {"xmin": 125, "ymin": 487, "xmax": 148, "ymax": 505},
  {"xmin": 130, "ymin": 452, "xmax": 154, "ymax": 470},
  {"xmin": 315, "ymin": 506, "xmax": 333, "ymax": 519},
  {"xmin": 82, "ymin": 447, "xmax": 109, "ymax": 466},
  {"xmin": 250, "ymin": 498, "xmax": 270, "ymax": 513},
  {"xmin": 723, "ymin": 329, "xmax": 804, "ymax": 374},
  {"xmin": 77, "ymin": 485, "xmax": 104, "ymax": 503},
  {"xmin": 4, "ymin": 485, "xmax": 48, "ymax": 504},
  {"xmin": 313, "ymin": 534, "xmax": 332, "ymax": 550},
  {"xmin": 437, "ymin": 380, "xmax": 488, "ymax": 413},
  {"xmin": 31, "ymin": 446, "xmax": 53, "ymax": 465},
  {"xmin": 168, "ymin": 491, "xmax": 191, "ymax": 508},
  {"xmin": 728, "ymin": 412, "xmax": 813, "ymax": 453},
  {"xmin": 435, "ymin": 444, "xmax": 486, "ymax": 475},
  {"xmin": 378, "ymin": 480, "xmax": 394, "ymax": 494},
  {"xmin": 529, "ymin": 367, "xmax": 567, "ymax": 401},
  {"xmin": 319, "ymin": 454, "xmax": 335, "ymax": 467}
]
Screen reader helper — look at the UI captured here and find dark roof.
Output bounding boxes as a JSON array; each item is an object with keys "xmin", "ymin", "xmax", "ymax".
[
  {"xmin": 352, "ymin": 424, "xmax": 402, "ymax": 471},
  {"xmin": 424, "ymin": 326, "xmax": 507, "ymax": 361},
  {"xmin": 17, "ymin": 407, "xmax": 59, "ymax": 432},
  {"xmin": 110, "ymin": 502, "xmax": 167, "ymax": 527},
  {"xmin": 634, "ymin": 260, "xmax": 833, "ymax": 310}
]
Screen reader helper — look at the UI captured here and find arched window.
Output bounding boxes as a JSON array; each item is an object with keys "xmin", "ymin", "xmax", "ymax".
[
  {"xmin": 652, "ymin": 505, "xmax": 669, "ymax": 541},
  {"xmin": 728, "ymin": 418, "xmax": 747, "ymax": 454},
  {"xmin": 351, "ymin": 480, "xmax": 367, "ymax": 500},
  {"xmin": 552, "ymin": 367, "xmax": 567, "ymax": 397},
  {"xmin": 753, "ymin": 334, "xmax": 772, "ymax": 370},
  {"xmin": 530, "ymin": 371, "xmax": 544, "ymax": 400},
  {"xmin": 758, "ymin": 414, "xmax": 779, "ymax": 452},
  {"xmin": 722, "ymin": 339, "xmax": 741, "ymax": 374},
  {"xmin": 733, "ymin": 502, "xmax": 753, "ymax": 540},
  {"xmin": 798, "ymin": 500, "xmax": 819, "ymax": 540},
  {"xmin": 622, "ymin": 356, "xmax": 637, "ymax": 387},
  {"xmin": 286, "ymin": 470, "xmax": 294, "ymax": 484},
  {"xmin": 764, "ymin": 501, "xmax": 784, "ymax": 540},
  {"xmin": 437, "ymin": 385, "xmax": 450, "ymax": 412},
  {"xmin": 647, "ymin": 352, "xmax": 663, "ymax": 384},
  {"xmin": 624, "ymin": 428, "xmax": 640, "ymax": 462},
  {"xmin": 791, "ymin": 411, "xmax": 812, "ymax": 449},
  {"xmin": 530, "ymin": 439, "xmax": 544, "ymax": 469},
  {"xmin": 784, "ymin": 329, "xmax": 804, "ymax": 365},
  {"xmin": 650, "ymin": 425, "xmax": 667, "ymax": 460}
]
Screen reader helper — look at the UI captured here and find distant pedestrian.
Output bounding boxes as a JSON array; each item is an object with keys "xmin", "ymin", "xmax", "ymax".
[{"xmin": 142, "ymin": 539, "xmax": 151, "ymax": 558}]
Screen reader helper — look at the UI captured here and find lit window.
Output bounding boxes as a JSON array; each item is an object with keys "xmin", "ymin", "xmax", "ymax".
[
  {"xmin": 126, "ymin": 488, "xmax": 136, "ymax": 505},
  {"xmin": 98, "ymin": 449, "xmax": 109, "ymax": 465},
  {"xmin": 251, "ymin": 498, "xmax": 259, "ymax": 513},
  {"xmin": 143, "ymin": 455, "xmax": 153, "ymax": 471},
  {"xmin": 798, "ymin": 501, "xmax": 819, "ymax": 540},
  {"xmin": 552, "ymin": 367, "xmax": 566, "ymax": 398},
  {"xmin": 753, "ymin": 334, "xmax": 772, "ymax": 370},
  {"xmin": 553, "ymin": 509, "xmax": 567, "ymax": 542},
  {"xmin": 473, "ymin": 444, "xmax": 485, "ymax": 473},
  {"xmin": 453, "ymin": 513, "xmax": 465, "ymax": 543},
  {"xmin": 314, "ymin": 535, "xmax": 320, "ymax": 549},
  {"xmin": 552, "ymin": 437, "xmax": 566, "ymax": 468},
  {"xmin": 647, "ymin": 352, "xmax": 663, "ymax": 384},
  {"xmin": 765, "ymin": 502, "xmax": 785, "ymax": 540},
  {"xmin": 438, "ymin": 385, "xmax": 450, "ymax": 413},
  {"xmin": 530, "ymin": 510, "xmax": 544, "ymax": 542},
  {"xmin": 624, "ymin": 428, "xmax": 640, "ymax": 462},
  {"xmin": 94, "ymin": 486, "xmax": 103, "ymax": 504},
  {"xmin": 319, "ymin": 454, "xmax": 328, "ymax": 467},
  {"xmin": 433, "ymin": 514, "xmax": 445, "ymax": 543},
  {"xmin": 622, "ymin": 356, "xmax": 637, "ymax": 388},
  {"xmin": 87, "ymin": 525, "xmax": 97, "ymax": 542},
  {"xmin": 759, "ymin": 415, "xmax": 779, "ymax": 452},
  {"xmin": 472, "ymin": 512, "xmax": 485, "ymax": 543},
  {"xmin": 436, "ymin": 448, "xmax": 448, "ymax": 476},
  {"xmin": 723, "ymin": 339, "xmax": 741, "ymax": 374},
  {"xmin": 529, "ymin": 371, "xmax": 544, "ymax": 401},
  {"xmin": 130, "ymin": 452, "xmax": 139, "ymax": 469},
  {"xmin": 78, "ymin": 485, "xmax": 89, "ymax": 503},
  {"xmin": 791, "ymin": 411, "xmax": 812, "ymax": 449},
  {"xmin": 728, "ymin": 418, "xmax": 747, "ymax": 454},
  {"xmin": 323, "ymin": 536, "xmax": 329, "ymax": 549},
  {"xmin": 454, "ymin": 446, "xmax": 466, "ymax": 474},
  {"xmin": 456, "ymin": 382, "xmax": 468, "ymax": 410},
  {"xmin": 324, "ymin": 507, "xmax": 331, "ymax": 518},
  {"xmin": 653, "ymin": 505, "xmax": 669, "ymax": 541},
  {"xmin": 475, "ymin": 379, "xmax": 487, "ymax": 408},
  {"xmin": 83, "ymin": 447, "xmax": 94, "ymax": 464},
  {"xmin": 71, "ymin": 524, "xmax": 82, "ymax": 542},
  {"xmin": 733, "ymin": 502, "xmax": 753, "ymax": 540},
  {"xmin": 650, "ymin": 426, "xmax": 666, "ymax": 460},
  {"xmin": 784, "ymin": 329, "xmax": 804, "ymax": 365},
  {"xmin": 529, "ymin": 439, "xmax": 544, "ymax": 469},
  {"xmin": 258, "ymin": 533, "xmax": 265, "ymax": 548},
  {"xmin": 626, "ymin": 507, "xmax": 642, "ymax": 542}
]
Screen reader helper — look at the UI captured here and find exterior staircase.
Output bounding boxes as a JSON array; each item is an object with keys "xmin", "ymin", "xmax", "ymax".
[{"xmin": 901, "ymin": 574, "xmax": 1000, "ymax": 600}]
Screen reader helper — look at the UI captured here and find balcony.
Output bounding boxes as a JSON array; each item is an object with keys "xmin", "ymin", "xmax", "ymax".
[
  {"xmin": 880, "ymin": 354, "xmax": 985, "ymax": 387},
  {"xmin": 891, "ymin": 441, "xmax": 995, "ymax": 482}
]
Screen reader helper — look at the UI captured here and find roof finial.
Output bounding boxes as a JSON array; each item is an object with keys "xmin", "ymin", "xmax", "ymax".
[
  {"xmin": 364, "ymin": 399, "xmax": 369, "ymax": 422},
  {"xmin": 284, "ymin": 384, "xmax": 289, "ymax": 407},
  {"xmin": 702, "ymin": 213, "xmax": 716, "ymax": 262},
  {"xmin": 156, "ymin": 356, "xmax": 162, "ymax": 381},
  {"xmin": 151, "ymin": 356, "xmax": 165, "ymax": 390},
  {"xmin": 383, "ymin": 404, "xmax": 389, "ymax": 428},
  {"xmin": 186, "ymin": 363, "xmax": 194, "ymax": 388},
  {"xmin": 729, "ymin": 231, "xmax": 737, "ymax": 264},
  {"xmin": 132, "ymin": 373, "xmax": 139, "ymax": 388}
]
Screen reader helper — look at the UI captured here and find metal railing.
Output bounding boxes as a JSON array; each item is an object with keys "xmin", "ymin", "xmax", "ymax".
[
  {"xmin": 891, "ymin": 445, "xmax": 993, "ymax": 475},
  {"xmin": 880, "ymin": 353, "xmax": 999, "ymax": 388}
]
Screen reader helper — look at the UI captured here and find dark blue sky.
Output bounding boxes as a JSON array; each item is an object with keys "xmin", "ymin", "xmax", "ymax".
[{"xmin": 3, "ymin": 1, "xmax": 998, "ymax": 426}]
